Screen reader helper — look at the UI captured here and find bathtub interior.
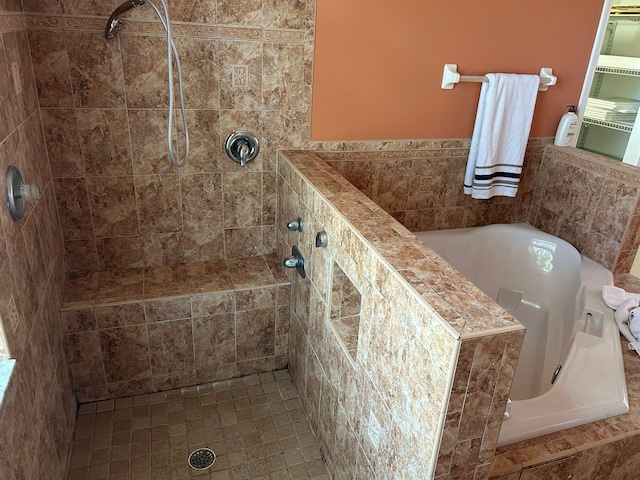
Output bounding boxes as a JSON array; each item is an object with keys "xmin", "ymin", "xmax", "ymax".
[
  {"xmin": 414, "ymin": 223, "xmax": 629, "ymax": 446},
  {"xmin": 418, "ymin": 224, "xmax": 584, "ymax": 397}
]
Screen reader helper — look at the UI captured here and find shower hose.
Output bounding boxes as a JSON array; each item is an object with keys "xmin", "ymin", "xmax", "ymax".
[{"xmin": 146, "ymin": 0, "xmax": 189, "ymax": 168}]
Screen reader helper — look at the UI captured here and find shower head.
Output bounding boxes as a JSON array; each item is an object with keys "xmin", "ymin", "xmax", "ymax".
[{"xmin": 105, "ymin": 0, "xmax": 146, "ymax": 40}]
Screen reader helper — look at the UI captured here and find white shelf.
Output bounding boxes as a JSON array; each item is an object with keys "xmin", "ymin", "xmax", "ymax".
[
  {"xmin": 595, "ymin": 65, "xmax": 640, "ymax": 76},
  {"xmin": 599, "ymin": 54, "xmax": 640, "ymax": 70},
  {"xmin": 582, "ymin": 116, "xmax": 634, "ymax": 133}
]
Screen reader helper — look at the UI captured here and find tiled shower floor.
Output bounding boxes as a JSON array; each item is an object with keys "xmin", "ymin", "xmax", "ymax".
[{"xmin": 66, "ymin": 369, "xmax": 330, "ymax": 480}]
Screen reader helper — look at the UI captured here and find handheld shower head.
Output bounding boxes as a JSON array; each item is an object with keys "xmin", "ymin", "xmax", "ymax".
[
  {"xmin": 105, "ymin": 0, "xmax": 146, "ymax": 40},
  {"xmin": 105, "ymin": 17, "xmax": 123, "ymax": 39},
  {"xmin": 104, "ymin": 0, "xmax": 190, "ymax": 168}
]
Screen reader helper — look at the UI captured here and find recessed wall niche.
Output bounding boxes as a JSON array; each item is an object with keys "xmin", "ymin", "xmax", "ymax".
[{"xmin": 329, "ymin": 261, "xmax": 362, "ymax": 361}]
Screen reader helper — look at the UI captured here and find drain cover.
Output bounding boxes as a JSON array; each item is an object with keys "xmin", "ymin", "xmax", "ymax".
[{"xmin": 188, "ymin": 448, "xmax": 216, "ymax": 470}]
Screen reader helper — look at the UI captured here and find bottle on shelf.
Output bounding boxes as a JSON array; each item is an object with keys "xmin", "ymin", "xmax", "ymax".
[{"xmin": 554, "ymin": 106, "xmax": 579, "ymax": 146}]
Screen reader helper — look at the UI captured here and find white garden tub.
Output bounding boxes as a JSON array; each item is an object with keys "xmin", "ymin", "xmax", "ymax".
[{"xmin": 414, "ymin": 223, "xmax": 628, "ymax": 446}]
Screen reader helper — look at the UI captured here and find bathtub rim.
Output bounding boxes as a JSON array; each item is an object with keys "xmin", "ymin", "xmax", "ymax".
[{"xmin": 413, "ymin": 223, "xmax": 629, "ymax": 447}]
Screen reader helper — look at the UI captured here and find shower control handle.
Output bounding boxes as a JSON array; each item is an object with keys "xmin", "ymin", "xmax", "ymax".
[
  {"xmin": 283, "ymin": 256, "xmax": 301, "ymax": 268},
  {"xmin": 315, "ymin": 231, "xmax": 328, "ymax": 248},
  {"xmin": 287, "ymin": 217, "xmax": 303, "ymax": 232},
  {"xmin": 283, "ymin": 245, "xmax": 306, "ymax": 278},
  {"xmin": 225, "ymin": 130, "xmax": 260, "ymax": 167}
]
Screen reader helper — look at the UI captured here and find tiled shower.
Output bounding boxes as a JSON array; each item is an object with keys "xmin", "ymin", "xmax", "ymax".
[
  {"xmin": 3, "ymin": 1, "xmax": 640, "ymax": 480},
  {"xmin": 0, "ymin": 0, "xmax": 316, "ymax": 478}
]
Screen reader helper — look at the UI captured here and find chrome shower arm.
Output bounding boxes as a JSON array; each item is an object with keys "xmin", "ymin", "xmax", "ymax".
[{"xmin": 105, "ymin": 0, "xmax": 146, "ymax": 39}]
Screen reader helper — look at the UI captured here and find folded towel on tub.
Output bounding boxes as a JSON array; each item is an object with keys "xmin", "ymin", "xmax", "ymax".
[
  {"xmin": 602, "ymin": 285, "xmax": 640, "ymax": 355},
  {"xmin": 463, "ymin": 73, "xmax": 540, "ymax": 199}
]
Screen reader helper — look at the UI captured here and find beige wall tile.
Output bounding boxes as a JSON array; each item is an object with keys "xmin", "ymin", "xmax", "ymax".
[
  {"xmin": 60, "ymin": 0, "xmax": 120, "ymax": 16},
  {"xmin": 141, "ymin": 232, "xmax": 185, "ymax": 268},
  {"xmin": 180, "ymin": 110, "xmax": 222, "ymax": 174},
  {"xmin": 76, "ymin": 109, "xmax": 133, "ymax": 177},
  {"xmin": 120, "ymin": 35, "xmax": 167, "ymax": 109},
  {"xmin": 86, "ymin": 176, "xmax": 138, "ymax": 238},
  {"xmin": 217, "ymin": 0, "xmax": 262, "ymax": 26},
  {"xmin": 263, "ymin": 0, "xmax": 314, "ymax": 30},
  {"xmin": 175, "ymin": 37, "xmax": 219, "ymax": 110},
  {"xmin": 144, "ymin": 297, "xmax": 191, "ymax": 322},
  {"xmin": 65, "ymin": 330, "xmax": 106, "ymax": 388},
  {"xmin": 180, "ymin": 173, "xmax": 223, "ymax": 231},
  {"xmin": 135, "ymin": 174, "xmax": 182, "ymax": 234},
  {"xmin": 193, "ymin": 313, "xmax": 236, "ymax": 368},
  {"xmin": 129, "ymin": 109, "xmax": 173, "ymax": 175},
  {"xmin": 147, "ymin": 319, "xmax": 194, "ymax": 375},
  {"xmin": 99, "ymin": 325, "xmax": 151, "ymax": 383},
  {"xmin": 65, "ymin": 30, "xmax": 126, "ymax": 108},
  {"xmin": 41, "ymin": 108, "xmax": 83, "ymax": 177},
  {"xmin": 28, "ymin": 29, "xmax": 72, "ymax": 107},
  {"xmin": 219, "ymin": 40, "xmax": 263, "ymax": 110},
  {"xmin": 0, "ymin": 37, "xmax": 22, "ymax": 140},
  {"xmin": 56, "ymin": 179, "xmax": 93, "ymax": 240},
  {"xmin": 96, "ymin": 235, "xmax": 144, "ymax": 270}
]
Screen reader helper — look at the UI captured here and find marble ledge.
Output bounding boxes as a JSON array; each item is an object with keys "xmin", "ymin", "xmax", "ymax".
[{"xmin": 279, "ymin": 150, "xmax": 524, "ymax": 340}]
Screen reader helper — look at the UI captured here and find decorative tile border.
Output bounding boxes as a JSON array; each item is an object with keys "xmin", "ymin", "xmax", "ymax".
[
  {"xmin": 21, "ymin": 13, "xmax": 309, "ymax": 43},
  {"xmin": 0, "ymin": 12, "xmax": 27, "ymax": 32}
]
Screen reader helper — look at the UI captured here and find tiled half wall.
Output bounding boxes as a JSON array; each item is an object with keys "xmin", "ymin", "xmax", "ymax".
[
  {"xmin": 277, "ymin": 150, "xmax": 525, "ymax": 478},
  {"xmin": 318, "ymin": 141, "xmax": 640, "ymax": 274},
  {"xmin": 530, "ymin": 145, "xmax": 640, "ymax": 274},
  {"xmin": 317, "ymin": 138, "xmax": 548, "ymax": 232}
]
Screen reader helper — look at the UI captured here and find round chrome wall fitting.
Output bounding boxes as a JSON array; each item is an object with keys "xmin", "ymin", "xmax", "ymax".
[
  {"xmin": 188, "ymin": 448, "xmax": 216, "ymax": 470},
  {"xmin": 225, "ymin": 130, "xmax": 260, "ymax": 167},
  {"xmin": 316, "ymin": 231, "xmax": 328, "ymax": 248},
  {"xmin": 5, "ymin": 165, "xmax": 39, "ymax": 221}
]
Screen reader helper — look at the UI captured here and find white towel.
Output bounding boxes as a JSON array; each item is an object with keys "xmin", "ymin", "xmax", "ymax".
[
  {"xmin": 464, "ymin": 73, "xmax": 540, "ymax": 199},
  {"xmin": 602, "ymin": 285, "xmax": 640, "ymax": 355}
]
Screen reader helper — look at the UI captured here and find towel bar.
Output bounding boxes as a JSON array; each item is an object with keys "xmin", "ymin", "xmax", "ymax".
[{"xmin": 441, "ymin": 64, "xmax": 557, "ymax": 91}]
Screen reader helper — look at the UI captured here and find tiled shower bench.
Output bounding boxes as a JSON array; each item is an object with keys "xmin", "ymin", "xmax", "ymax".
[{"xmin": 60, "ymin": 254, "xmax": 292, "ymax": 403}]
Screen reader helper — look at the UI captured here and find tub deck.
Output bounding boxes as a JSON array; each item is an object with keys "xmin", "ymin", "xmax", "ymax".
[{"xmin": 489, "ymin": 273, "xmax": 640, "ymax": 477}]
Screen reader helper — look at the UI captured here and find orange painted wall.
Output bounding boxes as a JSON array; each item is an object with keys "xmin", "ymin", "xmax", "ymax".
[{"xmin": 311, "ymin": 0, "xmax": 604, "ymax": 140}]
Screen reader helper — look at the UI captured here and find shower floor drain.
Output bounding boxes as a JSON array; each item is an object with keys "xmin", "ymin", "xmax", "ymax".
[{"xmin": 188, "ymin": 448, "xmax": 216, "ymax": 470}]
